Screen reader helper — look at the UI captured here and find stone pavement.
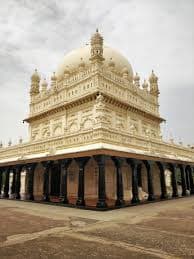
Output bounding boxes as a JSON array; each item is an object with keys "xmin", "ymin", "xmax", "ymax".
[{"xmin": 0, "ymin": 198, "xmax": 194, "ymax": 258}]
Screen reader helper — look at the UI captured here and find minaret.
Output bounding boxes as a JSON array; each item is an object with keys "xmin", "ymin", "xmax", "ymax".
[
  {"xmin": 41, "ymin": 78, "xmax": 48, "ymax": 94},
  {"xmin": 51, "ymin": 72, "xmax": 57, "ymax": 91},
  {"xmin": 90, "ymin": 29, "xmax": 105, "ymax": 62},
  {"xmin": 30, "ymin": 69, "xmax": 40, "ymax": 97},
  {"xmin": 134, "ymin": 72, "xmax": 140, "ymax": 88},
  {"xmin": 149, "ymin": 70, "xmax": 160, "ymax": 96}
]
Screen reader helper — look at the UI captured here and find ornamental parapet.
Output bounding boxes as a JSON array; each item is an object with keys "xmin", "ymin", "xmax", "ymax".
[{"xmin": 0, "ymin": 128, "xmax": 194, "ymax": 166}]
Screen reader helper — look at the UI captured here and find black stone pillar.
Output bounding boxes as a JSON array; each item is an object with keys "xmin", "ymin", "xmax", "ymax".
[
  {"xmin": 75, "ymin": 157, "xmax": 90, "ymax": 206},
  {"xmin": 11, "ymin": 169, "xmax": 16, "ymax": 196},
  {"xmin": 42, "ymin": 161, "xmax": 52, "ymax": 202},
  {"xmin": 94, "ymin": 155, "xmax": 107, "ymax": 208},
  {"xmin": 15, "ymin": 166, "xmax": 22, "ymax": 199},
  {"xmin": 3, "ymin": 168, "xmax": 10, "ymax": 198},
  {"xmin": 59, "ymin": 159, "xmax": 72, "ymax": 204},
  {"xmin": 111, "ymin": 157, "xmax": 125, "ymax": 206},
  {"xmin": 137, "ymin": 164, "xmax": 142, "ymax": 188},
  {"xmin": 180, "ymin": 165, "xmax": 187, "ymax": 196},
  {"xmin": 26, "ymin": 164, "xmax": 36, "ymax": 200},
  {"xmin": 127, "ymin": 159, "xmax": 140, "ymax": 204},
  {"xmin": 157, "ymin": 162, "xmax": 168, "ymax": 199},
  {"xmin": 170, "ymin": 164, "xmax": 178, "ymax": 198},
  {"xmin": 0, "ymin": 168, "xmax": 3, "ymax": 197},
  {"xmin": 189, "ymin": 167, "xmax": 194, "ymax": 194},
  {"xmin": 144, "ymin": 161, "xmax": 155, "ymax": 201},
  {"xmin": 185, "ymin": 166, "xmax": 190, "ymax": 192}
]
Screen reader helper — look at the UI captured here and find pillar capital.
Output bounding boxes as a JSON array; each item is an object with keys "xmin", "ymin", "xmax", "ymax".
[
  {"xmin": 93, "ymin": 154, "xmax": 107, "ymax": 167},
  {"xmin": 58, "ymin": 158, "xmax": 72, "ymax": 169},
  {"xmin": 26, "ymin": 163, "xmax": 37, "ymax": 172},
  {"xmin": 126, "ymin": 158, "xmax": 141, "ymax": 168},
  {"xmin": 75, "ymin": 157, "xmax": 90, "ymax": 168},
  {"xmin": 111, "ymin": 156, "xmax": 125, "ymax": 168},
  {"xmin": 42, "ymin": 160, "xmax": 53, "ymax": 169}
]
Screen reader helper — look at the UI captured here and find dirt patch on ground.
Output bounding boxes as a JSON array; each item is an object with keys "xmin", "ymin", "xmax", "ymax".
[
  {"xmin": 0, "ymin": 235, "xmax": 158, "ymax": 259},
  {"xmin": 0, "ymin": 207, "xmax": 67, "ymax": 243}
]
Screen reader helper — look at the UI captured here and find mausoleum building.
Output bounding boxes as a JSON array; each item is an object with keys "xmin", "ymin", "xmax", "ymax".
[{"xmin": 0, "ymin": 30, "xmax": 194, "ymax": 209}]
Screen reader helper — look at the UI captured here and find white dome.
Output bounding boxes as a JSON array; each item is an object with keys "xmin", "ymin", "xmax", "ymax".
[{"xmin": 56, "ymin": 45, "xmax": 133, "ymax": 78}]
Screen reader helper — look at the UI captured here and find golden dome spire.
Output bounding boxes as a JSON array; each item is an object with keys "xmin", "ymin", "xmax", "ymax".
[
  {"xmin": 31, "ymin": 69, "xmax": 40, "ymax": 82},
  {"xmin": 134, "ymin": 72, "xmax": 140, "ymax": 87},
  {"xmin": 41, "ymin": 78, "xmax": 48, "ymax": 92},
  {"xmin": 90, "ymin": 29, "xmax": 104, "ymax": 62},
  {"xmin": 30, "ymin": 69, "xmax": 40, "ymax": 96},
  {"xmin": 149, "ymin": 70, "xmax": 158, "ymax": 84},
  {"xmin": 142, "ymin": 79, "xmax": 149, "ymax": 91},
  {"xmin": 51, "ymin": 72, "xmax": 57, "ymax": 81},
  {"xmin": 149, "ymin": 70, "xmax": 160, "ymax": 96}
]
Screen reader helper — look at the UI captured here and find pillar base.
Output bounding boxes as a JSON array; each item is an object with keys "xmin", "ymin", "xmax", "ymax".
[
  {"xmin": 160, "ymin": 193, "xmax": 168, "ymax": 199},
  {"xmin": 15, "ymin": 194, "xmax": 21, "ymax": 200},
  {"xmin": 27, "ymin": 194, "xmax": 34, "ymax": 201},
  {"xmin": 172, "ymin": 193, "xmax": 178, "ymax": 198},
  {"xmin": 3, "ymin": 193, "xmax": 9, "ymax": 198},
  {"xmin": 96, "ymin": 200, "xmax": 107, "ymax": 208},
  {"xmin": 62, "ymin": 198, "xmax": 69, "ymax": 204},
  {"xmin": 60, "ymin": 196, "xmax": 69, "ymax": 204},
  {"xmin": 76, "ymin": 199, "xmax": 85, "ymax": 207},
  {"xmin": 190, "ymin": 189, "xmax": 194, "ymax": 195},
  {"xmin": 147, "ymin": 194, "xmax": 155, "ymax": 201},
  {"xmin": 43, "ymin": 195, "xmax": 50, "ymax": 202},
  {"xmin": 115, "ymin": 199, "xmax": 125, "ymax": 207},
  {"xmin": 131, "ymin": 196, "xmax": 140, "ymax": 204}
]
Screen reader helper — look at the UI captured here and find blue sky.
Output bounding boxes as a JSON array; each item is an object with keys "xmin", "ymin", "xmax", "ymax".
[{"xmin": 0, "ymin": 0, "xmax": 193, "ymax": 145}]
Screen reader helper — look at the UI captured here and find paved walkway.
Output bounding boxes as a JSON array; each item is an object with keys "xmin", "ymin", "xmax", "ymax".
[{"xmin": 0, "ymin": 197, "xmax": 194, "ymax": 258}]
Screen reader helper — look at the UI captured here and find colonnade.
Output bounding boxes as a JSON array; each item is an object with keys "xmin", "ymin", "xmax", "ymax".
[{"xmin": 0, "ymin": 155, "xmax": 194, "ymax": 209}]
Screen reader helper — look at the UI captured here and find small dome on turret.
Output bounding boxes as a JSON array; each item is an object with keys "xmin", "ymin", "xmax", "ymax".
[
  {"xmin": 122, "ymin": 67, "xmax": 129, "ymax": 75},
  {"xmin": 79, "ymin": 57, "xmax": 85, "ymax": 68},
  {"xmin": 108, "ymin": 58, "xmax": 115, "ymax": 68},
  {"xmin": 91, "ymin": 28, "xmax": 103, "ymax": 44},
  {"xmin": 122, "ymin": 67, "xmax": 129, "ymax": 74},
  {"xmin": 149, "ymin": 70, "xmax": 158, "ymax": 84},
  {"xmin": 42, "ymin": 78, "xmax": 48, "ymax": 87},
  {"xmin": 142, "ymin": 79, "xmax": 149, "ymax": 90},
  {"xmin": 51, "ymin": 72, "xmax": 57, "ymax": 81},
  {"xmin": 41, "ymin": 78, "xmax": 48, "ymax": 92},
  {"xmin": 134, "ymin": 72, "xmax": 140, "ymax": 81},
  {"xmin": 134, "ymin": 72, "xmax": 140, "ymax": 87},
  {"xmin": 64, "ymin": 66, "xmax": 70, "ymax": 75},
  {"xmin": 31, "ymin": 69, "xmax": 40, "ymax": 82}
]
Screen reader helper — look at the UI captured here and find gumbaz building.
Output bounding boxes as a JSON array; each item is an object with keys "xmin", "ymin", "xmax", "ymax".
[{"xmin": 0, "ymin": 30, "xmax": 194, "ymax": 209}]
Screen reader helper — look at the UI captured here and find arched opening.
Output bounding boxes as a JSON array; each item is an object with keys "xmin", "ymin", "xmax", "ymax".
[
  {"xmin": 50, "ymin": 162, "xmax": 60, "ymax": 202},
  {"xmin": 85, "ymin": 157, "xmax": 98, "ymax": 207},
  {"xmin": 138, "ymin": 163, "xmax": 148, "ymax": 201},
  {"xmin": 185, "ymin": 165, "xmax": 192, "ymax": 194},
  {"xmin": 20, "ymin": 168, "xmax": 28, "ymax": 200},
  {"xmin": 67, "ymin": 159, "xmax": 78, "ymax": 205},
  {"xmin": 8, "ymin": 169, "xmax": 14, "ymax": 198},
  {"xmin": 176, "ymin": 166, "xmax": 182, "ymax": 196},
  {"xmin": 152, "ymin": 163, "xmax": 162, "ymax": 198},
  {"xmin": 105, "ymin": 157, "xmax": 116, "ymax": 206},
  {"xmin": 122, "ymin": 160, "xmax": 132, "ymax": 204},
  {"xmin": 33, "ymin": 163, "xmax": 44, "ymax": 201},
  {"xmin": 165, "ymin": 168, "xmax": 173, "ymax": 197}
]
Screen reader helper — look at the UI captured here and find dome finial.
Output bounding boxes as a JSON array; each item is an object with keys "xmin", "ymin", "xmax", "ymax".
[
  {"xmin": 96, "ymin": 28, "xmax": 99, "ymax": 33},
  {"xmin": 30, "ymin": 69, "xmax": 40, "ymax": 96},
  {"xmin": 90, "ymin": 29, "xmax": 104, "ymax": 62}
]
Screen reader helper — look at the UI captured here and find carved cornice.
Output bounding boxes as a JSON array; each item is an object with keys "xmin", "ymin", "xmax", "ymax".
[{"xmin": 24, "ymin": 91, "xmax": 164, "ymax": 124}]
